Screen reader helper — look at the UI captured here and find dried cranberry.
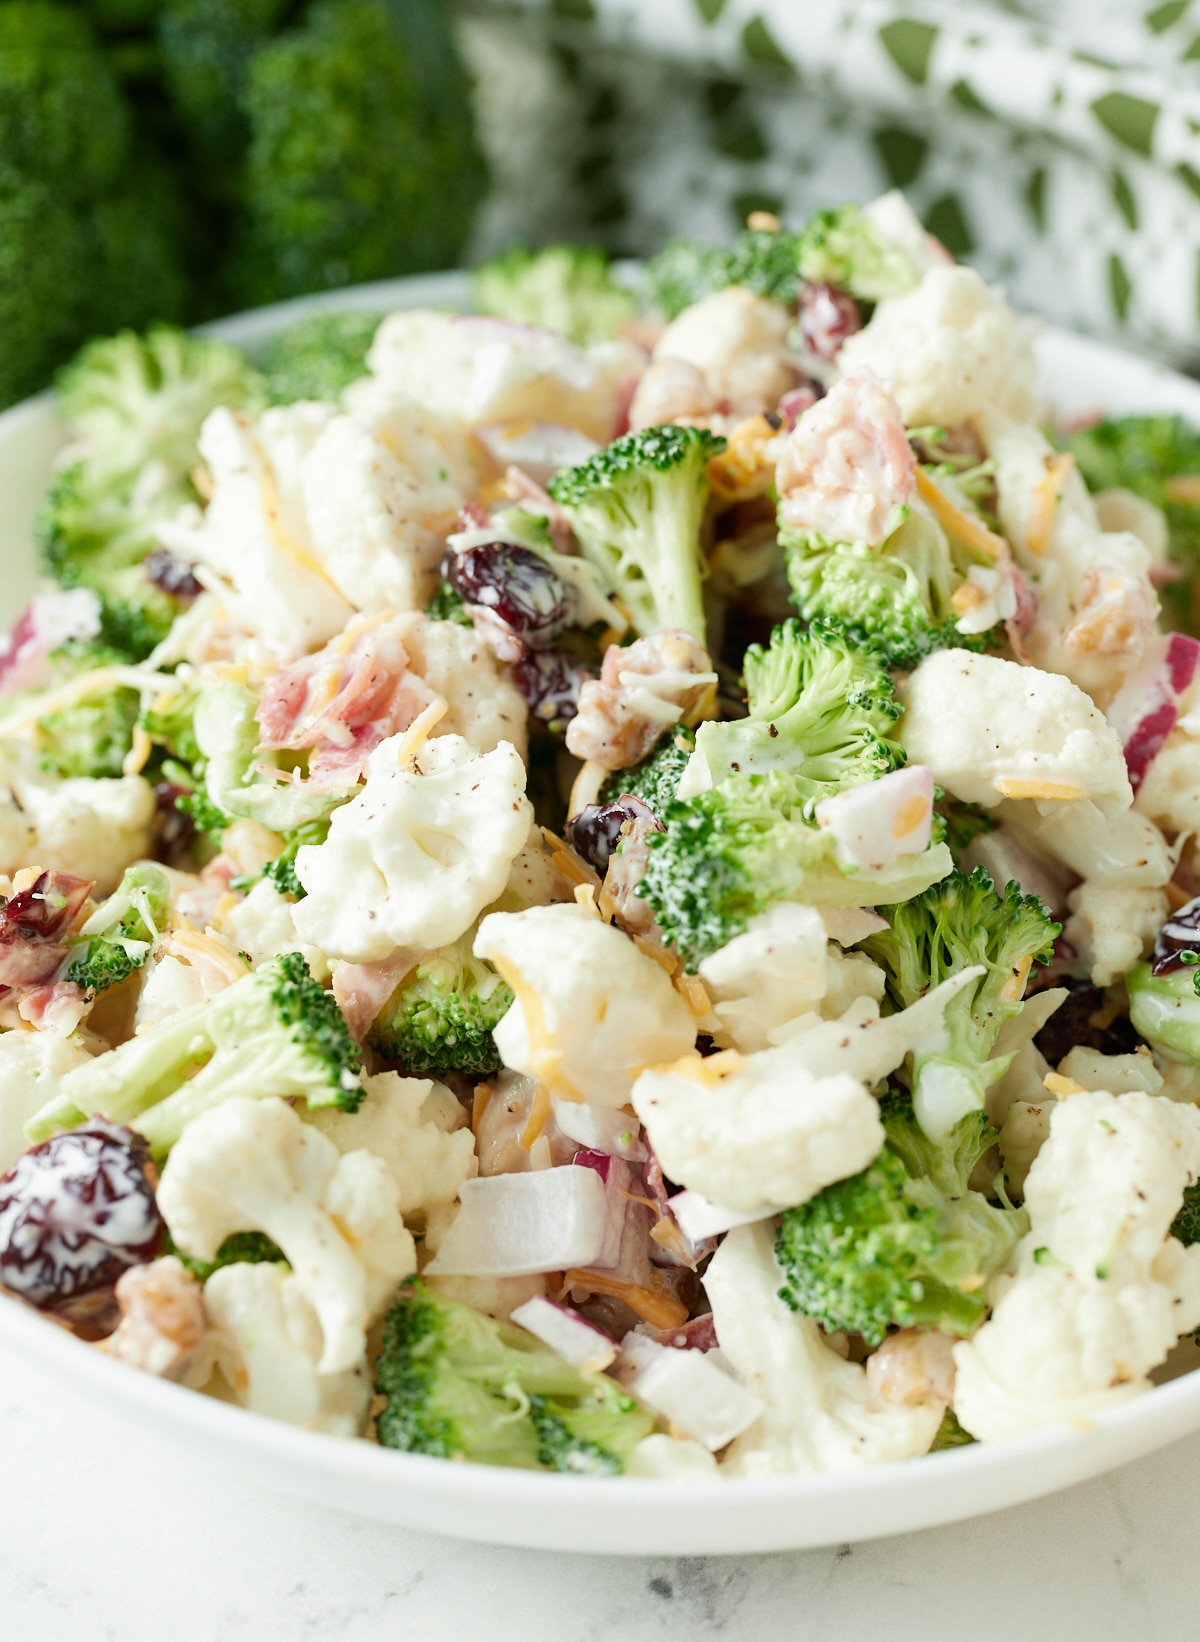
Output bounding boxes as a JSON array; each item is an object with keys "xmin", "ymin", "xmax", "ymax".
[
  {"xmin": 798, "ymin": 281, "xmax": 862, "ymax": 360},
  {"xmin": 511, "ymin": 647, "xmax": 596, "ymax": 729},
  {"xmin": 1152, "ymin": 896, "xmax": 1200, "ymax": 976},
  {"xmin": 0, "ymin": 870, "xmax": 93, "ymax": 991},
  {"xmin": 776, "ymin": 380, "xmax": 824, "ymax": 429},
  {"xmin": 0, "ymin": 1123, "xmax": 162, "ymax": 1309},
  {"xmin": 144, "ymin": 549, "xmax": 203, "ymax": 602},
  {"xmin": 444, "ymin": 543, "xmax": 575, "ymax": 655},
  {"xmin": 566, "ymin": 796, "xmax": 657, "ymax": 875}
]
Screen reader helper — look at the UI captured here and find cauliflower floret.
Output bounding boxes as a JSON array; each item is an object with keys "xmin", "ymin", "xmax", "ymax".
[
  {"xmin": 300, "ymin": 410, "xmax": 461, "ymax": 617},
  {"xmin": 157, "ymin": 1096, "xmax": 415, "ymax": 1374},
  {"xmin": 304, "ymin": 1070, "xmax": 476, "ymax": 1226},
  {"xmin": 0, "ymin": 750, "xmax": 155, "ymax": 896},
  {"xmin": 395, "ymin": 612, "xmax": 527, "ymax": 758},
  {"xmin": 953, "ymin": 1089, "xmax": 1200, "ymax": 1442},
  {"xmin": 0, "ymin": 1028, "xmax": 92, "ymax": 1171},
  {"xmin": 1064, "ymin": 882, "xmax": 1168, "ymax": 988},
  {"xmin": 653, "ymin": 287, "xmax": 793, "ymax": 418},
  {"xmin": 293, "ymin": 729, "xmax": 532, "ymax": 963},
  {"xmin": 158, "ymin": 407, "xmax": 354, "ymax": 658},
  {"xmin": 837, "ymin": 264, "xmax": 1038, "ymax": 427},
  {"xmin": 704, "ymin": 1223, "xmax": 942, "ymax": 1473},
  {"xmin": 632, "ymin": 969, "xmax": 975, "ymax": 1215},
  {"xmin": 697, "ymin": 903, "xmax": 885, "ymax": 1054},
  {"xmin": 899, "ymin": 650, "xmax": 1132, "ymax": 815},
  {"xmin": 996, "ymin": 798, "xmax": 1171, "ymax": 890},
  {"xmin": 212, "ymin": 880, "xmax": 330, "ymax": 982},
  {"xmin": 632, "ymin": 1049, "xmax": 881, "ymax": 1216},
  {"xmin": 775, "ymin": 373, "xmax": 915, "ymax": 547},
  {"xmin": 204, "ymin": 1261, "xmax": 370, "ymax": 1436},
  {"xmin": 978, "ymin": 414, "xmax": 1157, "ymax": 699},
  {"xmin": 362, "ymin": 309, "xmax": 635, "ymax": 443},
  {"xmin": 473, "ymin": 903, "xmax": 696, "ymax": 1108}
]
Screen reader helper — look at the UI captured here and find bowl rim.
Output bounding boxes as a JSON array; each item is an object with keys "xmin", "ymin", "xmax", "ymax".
[{"xmin": 6, "ymin": 270, "xmax": 1200, "ymax": 1550}]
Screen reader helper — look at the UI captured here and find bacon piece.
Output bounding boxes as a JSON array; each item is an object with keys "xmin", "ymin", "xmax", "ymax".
[
  {"xmin": 776, "ymin": 373, "xmax": 915, "ymax": 547},
  {"xmin": 332, "ymin": 954, "xmax": 416, "ymax": 1043},
  {"xmin": 257, "ymin": 616, "xmax": 436, "ymax": 789},
  {"xmin": 18, "ymin": 980, "xmax": 89, "ymax": 1036}
]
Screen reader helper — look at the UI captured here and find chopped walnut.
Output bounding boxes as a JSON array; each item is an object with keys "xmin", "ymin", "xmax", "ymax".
[
  {"xmin": 865, "ymin": 1327, "xmax": 957, "ymax": 1408},
  {"xmin": 100, "ymin": 1255, "xmax": 208, "ymax": 1383},
  {"xmin": 1061, "ymin": 567, "xmax": 1157, "ymax": 660},
  {"xmin": 565, "ymin": 631, "xmax": 716, "ymax": 770}
]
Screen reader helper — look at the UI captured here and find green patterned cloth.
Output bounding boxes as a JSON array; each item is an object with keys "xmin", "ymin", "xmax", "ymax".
[{"xmin": 457, "ymin": 0, "xmax": 1200, "ymax": 364}]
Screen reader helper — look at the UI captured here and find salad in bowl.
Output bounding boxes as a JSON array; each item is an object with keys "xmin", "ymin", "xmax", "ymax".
[{"xmin": 3, "ymin": 192, "xmax": 1200, "ymax": 1485}]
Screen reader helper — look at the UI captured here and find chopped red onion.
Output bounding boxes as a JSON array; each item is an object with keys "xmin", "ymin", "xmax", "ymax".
[
  {"xmin": 813, "ymin": 764, "xmax": 933, "ymax": 869},
  {"xmin": 510, "ymin": 1295, "xmax": 617, "ymax": 1372},
  {"xmin": 668, "ymin": 1190, "xmax": 772, "ymax": 1243},
  {"xmin": 0, "ymin": 589, "xmax": 101, "ymax": 698},
  {"xmin": 1107, "ymin": 633, "xmax": 1200, "ymax": 792},
  {"xmin": 424, "ymin": 1166, "xmax": 613, "ymax": 1276},
  {"xmin": 552, "ymin": 1099, "xmax": 646, "ymax": 1161},
  {"xmin": 613, "ymin": 1335, "xmax": 763, "ymax": 1451}
]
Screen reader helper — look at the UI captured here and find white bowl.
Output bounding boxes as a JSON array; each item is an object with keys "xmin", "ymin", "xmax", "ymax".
[{"xmin": 3, "ymin": 275, "xmax": 1200, "ymax": 1556}]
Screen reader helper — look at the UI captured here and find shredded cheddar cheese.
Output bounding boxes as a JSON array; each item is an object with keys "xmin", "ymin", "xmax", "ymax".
[
  {"xmin": 993, "ymin": 778, "xmax": 1086, "ymax": 801},
  {"xmin": 1025, "ymin": 452, "xmax": 1075, "ymax": 557},
  {"xmin": 1043, "ymin": 1072, "xmax": 1085, "ymax": 1097},
  {"xmin": 914, "ymin": 466, "xmax": 1007, "ymax": 561}
]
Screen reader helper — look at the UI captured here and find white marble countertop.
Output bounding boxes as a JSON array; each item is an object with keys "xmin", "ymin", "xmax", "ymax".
[{"xmin": 3, "ymin": 1335, "xmax": 1199, "ymax": 1642}]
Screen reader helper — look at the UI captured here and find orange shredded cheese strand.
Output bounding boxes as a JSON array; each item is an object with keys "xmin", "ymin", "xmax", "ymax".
[
  {"xmin": 519, "ymin": 1081, "xmax": 551, "ymax": 1150},
  {"xmin": 914, "ymin": 467, "xmax": 1007, "ymax": 561},
  {"xmin": 1165, "ymin": 475, "xmax": 1200, "ymax": 507},
  {"xmin": 562, "ymin": 1269, "xmax": 689, "ymax": 1332},
  {"xmin": 1025, "ymin": 452, "xmax": 1076, "ymax": 557},
  {"xmin": 541, "ymin": 827, "xmax": 600, "ymax": 892},
  {"xmin": 1043, "ymin": 1072, "xmax": 1085, "ymax": 1097},
  {"xmin": 471, "ymin": 1082, "xmax": 492, "ymax": 1136},
  {"xmin": 993, "ymin": 777, "xmax": 1086, "ymax": 801}
]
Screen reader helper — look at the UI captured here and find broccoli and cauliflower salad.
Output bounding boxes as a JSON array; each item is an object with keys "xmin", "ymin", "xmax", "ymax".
[{"xmin": 7, "ymin": 196, "xmax": 1200, "ymax": 1481}]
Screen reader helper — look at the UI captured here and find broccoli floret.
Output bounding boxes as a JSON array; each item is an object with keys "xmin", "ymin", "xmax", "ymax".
[
  {"xmin": 861, "ymin": 868, "xmax": 1060, "ymax": 1139},
  {"xmin": 647, "ymin": 226, "xmax": 805, "ymax": 317},
  {"xmin": 937, "ymin": 794, "xmax": 995, "ymax": 861},
  {"xmin": 473, "ymin": 245, "xmax": 636, "ymax": 345},
  {"xmin": 165, "ymin": 1227, "xmax": 287, "ymax": 1282},
  {"xmin": 235, "ymin": 0, "xmax": 486, "ymax": 305},
  {"xmin": 0, "ymin": 3, "xmax": 129, "ymax": 203},
  {"xmin": 39, "ymin": 327, "xmax": 262, "ymax": 656},
  {"xmin": 36, "ymin": 463, "xmax": 187, "ymax": 658},
  {"xmin": 27, "ymin": 950, "xmax": 362, "ymax": 1155},
  {"xmin": 369, "ymin": 931, "xmax": 514, "ymax": 1077},
  {"xmin": 54, "ymin": 325, "xmax": 262, "ymax": 477},
  {"xmin": 546, "ymin": 424, "xmax": 725, "ymax": 645},
  {"xmin": 931, "ymin": 1409, "xmax": 976, "ymax": 1450},
  {"xmin": 640, "ymin": 765, "xmax": 946, "ymax": 971},
  {"xmin": 794, "ymin": 204, "xmax": 918, "ymax": 303},
  {"xmin": 782, "ymin": 510, "xmax": 986, "ymax": 671},
  {"xmin": 598, "ymin": 726, "xmax": 695, "ymax": 817},
  {"xmin": 424, "ymin": 579, "xmax": 472, "ymax": 626},
  {"xmin": 157, "ymin": 0, "xmax": 292, "ymax": 181},
  {"xmin": 375, "ymin": 1279, "xmax": 655, "ymax": 1473},
  {"xmin": 260, "ymin": 310, "xmax": 380, "ymax": 405},
  {"xmin": 690, "ymin": 619, "xmax": 903, "ymax": 797},
  {"xmin": 1067, "ymin": 415, "xmax": 1200, "ymax": 627},
  {"xmin": 0, "ymin": 163, "xmax": 94, "ymax": 407},
  {"xmin": 64, "ymin": 861, "xmax": 171, "ymax": 998},
  {"xmin": 231, "ymin": 818, "xmax": 330, "ymax": 900},
  {"xmin": 27, "ymin": 639, "xmax": 140, "ymax": 778},
  {"xmin": 1126, "ymin": 960, "xmax": 1200, "ymax": 1062},
  {"xmin": 775, "ymin": 1092, "xmax": 1027, "ymax": 1346}
]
